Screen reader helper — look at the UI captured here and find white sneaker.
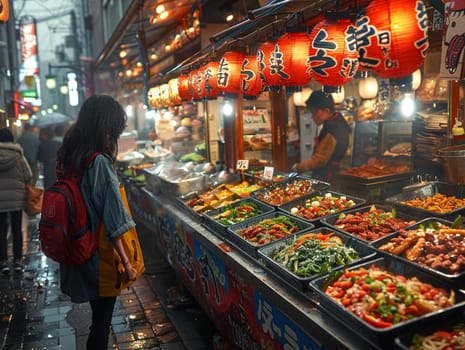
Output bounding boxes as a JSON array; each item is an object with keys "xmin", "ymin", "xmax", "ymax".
[
  {"xmin": 13, "ymin": 260, "xmax": 24, "ymax": 273},
  {"xmin": 1, "ymin": 261, "xmax": 9, "ymax": 275}
]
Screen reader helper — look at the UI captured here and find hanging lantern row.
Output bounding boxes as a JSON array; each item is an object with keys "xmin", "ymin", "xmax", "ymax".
[{"xmin": 148, "ymin": 0, "xmax": 428, "ymax": 108}]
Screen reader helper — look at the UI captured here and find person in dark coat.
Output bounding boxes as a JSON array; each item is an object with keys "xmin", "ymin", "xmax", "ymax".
[
  {"xmin": 0, "ymin": 128, "xmax": 32, "ymax": 274},
  {"xmin": 292, "ymin": 90, "xmax": 351, "ymax": 181},
  {"xmin": 37, "ymin": 124, "xmax": 67, "ymax": 189}
]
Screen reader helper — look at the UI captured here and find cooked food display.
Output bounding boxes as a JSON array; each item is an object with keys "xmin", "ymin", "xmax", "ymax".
[
  {"xmin": 332, "ymin": 205, "xmax": 416, "ymax": 242},
  {"xmin": 341, "ymin": 159, "xmax": 411, "ymax": 178},
  {"xmin": 400, "ymin": 193, "xmax": 465, "ymax": 213},
  {"xmin": 210, "ymin": 201, "xmax": 264, "ymax": 226},
  {"xmin": 233, "ymin": 215, "xmax": 300, "ymax": 245},
  {"xmin": 255, "ymin": 179, "xmax": 314, "ymax": 205},
  {"xmin": 289, "ymin": 193, "xmax": 357, "ymax": 220},
  {"xmin": 227, "ymin": 181, "xmax": 263, "ymax": 197},
  {"xmin": 378, "ymin": 220, "xmax": 465, "ymax": 275},
  {"xmin": 270, "ymin": 231, "xmax": 359, "ymax": 278},
  {"xmin": 184, "ymin": 187, "xmax": 240, "ymax": 213},
  {"xmin": 407, "ymin": 323, "xmax": 465, "ymax": 350},
  {"xmin": 325, "ymin": 265, "xmax": 456, "ymax": 329},
  {"xmin": 246, "ymin": 169, "xmax": 286, "ymax": 182}
]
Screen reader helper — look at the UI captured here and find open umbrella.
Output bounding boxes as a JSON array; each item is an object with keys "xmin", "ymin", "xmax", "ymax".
[{"xmin": 34, "ymin": 112, "xmax": 73, "ymax": 128}]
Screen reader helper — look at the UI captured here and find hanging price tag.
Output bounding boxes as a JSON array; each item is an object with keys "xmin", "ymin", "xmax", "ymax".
[
  {"xmin": 262, "ymin": 166, "xmax": 274, "ymax": 181},
  {"xmin": 236, "ymin": 160, "xmax": 249, "ymax": 170}
]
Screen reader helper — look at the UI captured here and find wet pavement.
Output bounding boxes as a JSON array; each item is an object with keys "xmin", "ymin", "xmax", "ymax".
[{"xmin": 0, "ymin": 215, "xmax": 217, "ymax": 350}]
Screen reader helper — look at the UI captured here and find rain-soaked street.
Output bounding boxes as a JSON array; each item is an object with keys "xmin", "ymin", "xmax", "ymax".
[{"xmin": 0, "ymin": 215, "xmax": 216, "ymax": 350}]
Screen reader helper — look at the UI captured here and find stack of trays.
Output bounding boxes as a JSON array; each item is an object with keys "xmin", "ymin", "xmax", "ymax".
[
  {"xmin": 202, "ymin": 197, "xmax": 275, "ymax": 238},
  {"xmin": 373, "ymin": 217, "xmax": 465, "ymax": 286},
  {"xmin": 226, "ymin": 212, "xmax": 313, "ymax": 257},
  {"xmin": 309, "ymin": 257, "xmax": 465, "ymax": 347},
  {"xmin": 278, "ymin": 191, "xmax": 365, "ymax": 226},
  {"xmin": 257, "ymin": 227, "xmax": 377, "ymax": 293},
  {"xmin": 321, "ymin": 204, "xmax": 418, "ymax": 245}
]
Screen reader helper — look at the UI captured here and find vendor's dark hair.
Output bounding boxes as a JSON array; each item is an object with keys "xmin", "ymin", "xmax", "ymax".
[
  {"xmin": 306, "ymin": 90, "xmax": 335, "ymax": 112},
  {"xmin": 0, "ymin": 128, "xmax": 14, "ymax": 143},
  {"xmin": 57, "ymin": 95, "xmax": 127, "ymax": 175}
]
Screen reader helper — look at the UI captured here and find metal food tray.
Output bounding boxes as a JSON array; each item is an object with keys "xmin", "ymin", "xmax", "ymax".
[
  {"xmin": 176, "ymin": 191, "xmax": 242, "ymax": 218},
  {"xmin": 373, "ymin": 217, "xmax": 465, "ymax": 285},
  {"xmin": 385, "ymin": 181, "xmax": 465, "ymax": 220},
  {"xmin": 244, "ymin": 168, "xmax": 288, "ymax": 183},
  {"xmin": 257, "ymin": 227, "xmax": 377, "ymax": 292},
  {"xmin": 252, "ymin": 176, "xmax": 330, "ymax": 208},
  {"xmin": 309, "ymin": 257, "xmax": 465, "ymax": 347},
  {"xmin": 395, "ymin": 315, "xmax": 465, "ymax": 350},
  {"xmin": 335, "ymin": 170, "xmax": 415, "ymax": 184},
  {"xmin": 321, "ymin": 204, "xmax": 418, "ymax": 245},
  {"xmin": 278, "ymin": 191, "xmax": 366, "ymax": 225},
  {"xmin": 226, "ymin": 212, "xmax": 314, "ymax": 258},
  {"xmin": 202, "ymin": 197, "xmax": 275, "ymax": 238}
]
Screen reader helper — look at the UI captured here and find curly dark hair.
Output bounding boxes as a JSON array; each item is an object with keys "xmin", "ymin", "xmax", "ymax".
[
  {"xmin": 57, "ymin": 95, "xmax": 127, "ymax": 175},
  {"xmin": 0, "ymin": 128, "xmax": 14, "ymax": 143}
]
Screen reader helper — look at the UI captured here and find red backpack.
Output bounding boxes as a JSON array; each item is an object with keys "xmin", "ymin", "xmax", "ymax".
[{"xmin": 39, "ymin": 153, "xmax": 100, "ymax": 265}]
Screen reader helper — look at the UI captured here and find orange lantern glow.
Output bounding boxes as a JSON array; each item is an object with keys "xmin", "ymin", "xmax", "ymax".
[
  {"xmin": 199, "ymin": 61, "xmax": 219, "ymax": 99},
  {"xmin": 177, "ymin": 75, "xmax": 192, "ymax": 101},
  {"xmin": 188, "ymin": 69, "xmax": 202, "ymax": 100},
  {"xmin": 309, "ymin": 18, "xmax": 359, "ymax": 87},
  {"xmin": 256, "ymin": 41, "xmax": 281, "ymax": 89},
  {"xmin": 148, "ymin": 86, "xmax": 161, "ymax": 108},
  {"xmin": 168, "ymin": 78, "xmax": 182, "ymax": 105},
  {"xmin": 240, "ymin": 55, "xmax": 262, "ymax": 98},
  {"xmin": 217, "ymin": 51, "xmax": 246, "ymax": 95},
  {"xmin": 355, "ymin": 0, "xmax": 429, "ymax": 79},
  {"xmin": 274, "ymin": 32, "xmax": 311, "ymax": 89}
]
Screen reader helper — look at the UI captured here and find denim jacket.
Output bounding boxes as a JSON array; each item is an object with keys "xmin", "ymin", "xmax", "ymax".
[{"xmin": 59, "ymin": 154, "xmax": 135, "ymax": 302}]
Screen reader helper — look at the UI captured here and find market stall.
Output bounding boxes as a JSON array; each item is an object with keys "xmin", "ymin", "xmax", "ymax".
[{"xmin": 120, "ymin": 165, "xmax": 465, "ymax": 350}]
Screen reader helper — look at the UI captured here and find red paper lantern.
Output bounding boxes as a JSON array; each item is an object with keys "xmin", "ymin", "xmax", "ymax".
[
  {"xmin": 188, "ymin": 69, "xmax": 202, "ymax": 100},
  {"xmin": 274, "ymin": 32, "xmax": 312, "ymax": 88},
  {"xmin": 256, "ymin": 41, "xmax": 282, "ymax": 89},
  {"xmin": 355, "ymin": 0, "xmax": 429, "ymax": 79},
  {"xmin": 177, "ymin": 75, "xmax": 192, "ymax": 101},
  {"xmin": 199, "ymin": 61, "xmax": 219, "ymax": 99},
  {"xmin": 309, "ymin": 18, "xmax": 359, "ymax": 87},
  {"xmin": 217, "ymin": 51, "xmax": 246, "ymax": 95},
  {"xmin": 240, "ymin": 55, "xmax": 262, "ymax": 98}
]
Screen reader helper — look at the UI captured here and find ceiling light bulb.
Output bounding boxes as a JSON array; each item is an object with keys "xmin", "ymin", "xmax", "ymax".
[
  {"xmin": 155, "ymin": 5, "xmax": 165, "ymax": 14},
  {"xmin": 119, "ymin": 50, "xmax": 127, "ymax": 58},
  {"xmin": 226, "ymin": 14, "xmax": 234, "ymax": 22},
  {"xmin": 159, "ymin": 11, "xmax": 169, "ymax": 21}
]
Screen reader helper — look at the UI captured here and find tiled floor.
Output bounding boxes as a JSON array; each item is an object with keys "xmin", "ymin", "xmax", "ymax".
[{"xmin": 0, "ymin": 214, "xmax": 216, "ymax": 350}]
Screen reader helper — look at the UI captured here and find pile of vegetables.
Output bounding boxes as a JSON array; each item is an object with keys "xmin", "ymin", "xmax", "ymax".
[
  {"xmin": 212, "ymin": 201, "xmax": 263, "ymax": 226},
  {"xmin": 235, "ymin": 215, "xmax": 299, "ymax": 245},
  {"xmin": 271, "ymin": 231, "xmax": 359, "ymax": 278},
  {"xmin": 324, "ymin": 265, "xmax": 456, "ymax": 329},
  {"xmin": 289, "ymin": 193, "xmax": 357, "ymax": 220}
]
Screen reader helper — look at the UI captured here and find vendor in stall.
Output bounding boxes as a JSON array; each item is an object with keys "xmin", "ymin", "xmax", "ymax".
[{"xmin": 292, "ymin": 90, "xmax": 351, "ymax": 181}]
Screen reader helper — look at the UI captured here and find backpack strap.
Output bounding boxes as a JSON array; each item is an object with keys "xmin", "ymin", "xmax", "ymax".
[{"xmin": 57, "ymin": 152, "xmax": 103, "ymax": 180}]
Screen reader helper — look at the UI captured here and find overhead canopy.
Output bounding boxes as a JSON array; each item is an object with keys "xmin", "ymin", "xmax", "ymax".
[{"xmin": 95, "ymin": 0, "xmax": 445, "ymax": 91}]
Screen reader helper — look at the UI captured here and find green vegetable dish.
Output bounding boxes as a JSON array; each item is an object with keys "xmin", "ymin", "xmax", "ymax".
[{"xmin": 271, "ymin": 231, "xmax": 359, "ymax": 278}]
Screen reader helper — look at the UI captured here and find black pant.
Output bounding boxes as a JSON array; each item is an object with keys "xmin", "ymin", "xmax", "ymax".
[
  {"xmin": 0, "ymin": 211, "xmax": 23, "ymax": 261},
  {"xmin": 87, "ymin": 296, "xmax": 117, "ymax": 350}
]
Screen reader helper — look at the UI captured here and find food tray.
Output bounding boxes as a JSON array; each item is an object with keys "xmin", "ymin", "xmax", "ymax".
[
  {"xmin": 321, "ymin": 204, "xmax": 418, "ymax": 245},
  {"xmin": 202, "ymin": 197, "xmax": 275, "ymax": 238},
  {"xmin": 309, "ymin": 257, "xmax": 465, "ymax": 347},
  {"xmin": 252, "ymin": 176, "xmax": 329, "ymax": 208},
  {"xmin": 176, "ymin": 191, "xmax": 241, "ymax": 218},
  {"xmin": 226, "ymin": 212, "xmax": 314, "ymax": 258},
  {"xmin": 335, "ymin": 171, "xmax": 415, "ymax": 184},
  {"xmin": 257, "ymin": 227, "xmax": 377, "ymax": 292},
  {"xmin": 373, "ymin": 217, "xmax": 465, "ymax": 285},
  {"xmin": 244, "ymin": 168, "xmax": 288, "ymax": 183},
  {"xmin": 278, "ymin": 191, "xmax": 366, "ymax": 225},
  {"xmin": 385, "ymin": 181, "xmax": 465, "ymax": 220},
  {"xmin": 395, "ymin": 316, "xmax": 465, "ymax": 350}
]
